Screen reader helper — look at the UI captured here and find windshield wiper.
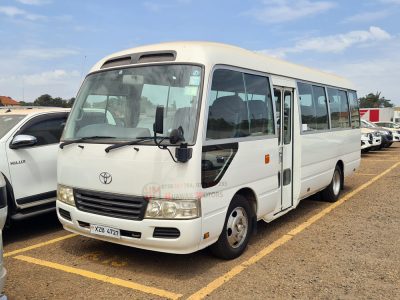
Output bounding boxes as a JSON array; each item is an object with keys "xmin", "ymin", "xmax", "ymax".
[
  {"xmin": 60, "ymin": 136, "xmax": 115, "ymax": 149},
  {"xmin": 104, "ymin": 136, "xmax": 170, "ymax": 153}
]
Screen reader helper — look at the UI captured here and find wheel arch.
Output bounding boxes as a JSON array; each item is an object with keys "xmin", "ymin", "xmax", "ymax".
[{"xmin": 234, "ymin": 187, "xmax": 258, "ymax": 217}]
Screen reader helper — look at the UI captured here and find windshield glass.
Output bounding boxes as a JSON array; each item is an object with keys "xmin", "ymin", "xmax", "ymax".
[
  {"xmin": 362, "ymin": 120, "xmax": 376, "ymax": 128},
  {"xmin": 0, "ymin": 115, "xmax": 26, "ymax": 139},
  {"xmin": 63, "ymin": 64, "xmax": 202, "ymax": 144}
]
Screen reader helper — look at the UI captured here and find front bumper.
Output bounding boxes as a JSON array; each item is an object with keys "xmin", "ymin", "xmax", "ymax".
[
  {"xmin": 392, "ymin": 132, "xmax": 400, "ymax": 142},
  {"xmin": 57, "ymin": 201, "xmax": 203, "ymax": 254},
  {"xmin": 372, "ymin": 136, "xmax": 382, "ymax": 147}
]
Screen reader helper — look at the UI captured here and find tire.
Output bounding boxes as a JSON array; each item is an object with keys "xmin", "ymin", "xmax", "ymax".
[
  {"xmin": 210, "ymin": 195, "xmax": 254, "ymax": 260},
  {"xmin": 320, "ymin": 165, "xmax": 342, "ymax": 203},
  {"xmin": 386, "ymin": 142, "xmax": 393, "ymax": 148}
]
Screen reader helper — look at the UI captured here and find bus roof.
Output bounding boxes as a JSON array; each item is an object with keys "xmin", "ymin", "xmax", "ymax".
[{"xmin": 90, "ymin": 41, "xmax": 355, "ymax": 90}]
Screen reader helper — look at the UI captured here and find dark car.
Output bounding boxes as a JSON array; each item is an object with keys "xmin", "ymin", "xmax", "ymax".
[{"xmin": 361, "ymin": 119, "xmax": 393, "ymax": 149}]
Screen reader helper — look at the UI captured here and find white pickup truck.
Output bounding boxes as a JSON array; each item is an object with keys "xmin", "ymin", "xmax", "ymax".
[{"xmin": 0, "ymin": 107, "xmax": 69, "ymax": 222}]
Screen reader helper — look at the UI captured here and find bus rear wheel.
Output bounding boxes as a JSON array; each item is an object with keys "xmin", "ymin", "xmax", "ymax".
[
  {"xmin": 210, "ymin": 195, "xmax": 253, "ymax": 260},
  {"xmin": 321, "ymin": 165, "xmax": 342, "ymax": 203}
]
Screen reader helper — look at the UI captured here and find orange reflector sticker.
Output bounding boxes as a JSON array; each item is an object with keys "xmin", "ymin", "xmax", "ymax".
[
  {"xmin": 265, "ymin": 154, "xmax": 270, "ymax": 164},
  {"xmin": 203, "ymin": 232, "xmax": 210, "ymax": 239}
]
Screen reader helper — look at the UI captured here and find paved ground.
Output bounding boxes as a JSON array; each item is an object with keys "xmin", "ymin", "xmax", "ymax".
[{"xmin": 3, "ymin": 144, "xmax": 400, "ymax": 299}]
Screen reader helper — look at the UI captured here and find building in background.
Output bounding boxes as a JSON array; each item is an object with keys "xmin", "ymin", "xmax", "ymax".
[
  {"xmin": 360, "ymin": 107, "xmax": 395, "ymax": 122},
  {"xmin": 393, "ymin": 107, "xmax": 400, "ymax": 123},
  {"xmin": 0, "ymin": 96, "xmax": 20, "ymax": 107}
]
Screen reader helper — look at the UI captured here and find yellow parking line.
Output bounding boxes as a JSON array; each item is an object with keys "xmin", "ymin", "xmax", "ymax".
[
  {"xmin": 15, "ymin": 255, "xmax": 182, "ymax": 300},
  {"xmin": 355, "ymin": 173, "xmax": 377, "ymax": 176},
  {"xmin": 4, "ymin": 233, "xmax": 78, "ymax": 258},
  {"xmin": 187, "ymin": 161, "xmax": 400, "ymax": 300},
  {"xmin": 364, "ymin": 159, "xmax": 399, "ymax": 162}
]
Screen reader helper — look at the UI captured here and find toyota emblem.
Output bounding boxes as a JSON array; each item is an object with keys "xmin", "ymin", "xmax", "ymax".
[{"xmin": 99, "ymin": 172, "xmax": 112, "ymax": 184}]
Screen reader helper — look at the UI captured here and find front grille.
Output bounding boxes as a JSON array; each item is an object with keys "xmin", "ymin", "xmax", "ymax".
[
  {"xmin": 59, "ymin": 208, "xmax": 71, "ymax": 221},
  {"xmin": 153, "ymin": 227, "xmax": 181, "ymax": 239},
  {"xmin": 74, "ymin": 189, "xmax": 147, "ymax": 221}
]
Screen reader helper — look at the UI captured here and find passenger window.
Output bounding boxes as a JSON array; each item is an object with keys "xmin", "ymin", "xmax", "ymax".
[
  {"xmin": 312, "ymin": 86, "xmax": 329, "ymax": 130},
  {"xmin": 328, "ymin": 88, "xmax": 350, "ymax": 128},
  {"xmin": 206, "ymin": 69, "xmax": 274, "ymax": 140},
  {"xmin": 298, "ymin": 82, "xmax": 329, "ymax": 132},
  {"xmin": 244, "ymin": 73, "xmax": 274, "ymax": 136},
  {"xmin": 21, "ymin": 114, "xmax": 68, "ymax": 147},
  {"xmin": 347, "ymin": 91, "xmax": 360, "ymax": 129}
]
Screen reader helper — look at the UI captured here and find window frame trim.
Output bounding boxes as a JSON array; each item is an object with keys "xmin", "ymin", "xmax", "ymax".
[{"xmin": 203, "ymin": 64, "xmax": 277, "ymax": 146}]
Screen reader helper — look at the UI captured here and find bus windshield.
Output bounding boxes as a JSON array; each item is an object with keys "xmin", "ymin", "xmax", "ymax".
[{"xmin": 63, "ymin": 64, "xmax": 202, "ymax": 145}]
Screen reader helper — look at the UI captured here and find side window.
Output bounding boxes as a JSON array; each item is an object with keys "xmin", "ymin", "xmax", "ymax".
[
  {"xmin": 206, "ymin": 69, "xmax": 274, "ymax": 140},
  {"xmin": 20, "ymin": 114, "xmax": 68, "ymax": 147},
  {"xmin": 312, "ymin": 85, "xmax": 329, "ymax": 130},
  {"xmin": 298, "ymin": 82, "xmax": 313, "ymax": 131},
  {"xmin": 327, "ymin": 88, "xmax": 350, "ymax": 128},
  {"xmin": 244, "ymin": 73, "xmax": 274, "ymax": 136},
  {"xmin": 348, "ymin": 91, "xmax": 360, "ymax": 129},
  {"xmin": 298, "ymin": 82, "xmax": 329, "ymax": 132}
]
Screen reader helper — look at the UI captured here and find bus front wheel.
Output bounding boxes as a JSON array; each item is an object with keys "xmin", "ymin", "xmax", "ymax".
[
  {"xmin": 321, "ymin": 165, "xmax": 342, "ymax": 203},
  {"xmin": 210, "ymin": 195, "xmax": 253, "ymax": 260}
]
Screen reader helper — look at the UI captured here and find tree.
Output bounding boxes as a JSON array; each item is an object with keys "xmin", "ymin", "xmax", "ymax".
[
  {"xmin": 67, "ymin": 97, "xmax": 75, "ymax": 108},
  {"xmin": 32, "ymin": 94, "xmax": 75, "ymax": 108},
  {"xmin": 359, "ymin": 92, "xmax": 394, "ymax": 108},
  {"xmin": 33, "ymin": 94, "xmax": 54, "ymax": 106}
]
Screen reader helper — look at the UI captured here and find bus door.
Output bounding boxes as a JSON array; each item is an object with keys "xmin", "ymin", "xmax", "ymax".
[{"xmin": 274, "ymin": 87, "xmax": 293, "ymax": 211}]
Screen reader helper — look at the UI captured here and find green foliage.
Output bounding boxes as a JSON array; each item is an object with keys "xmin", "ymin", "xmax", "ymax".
[
  {"xmin": 31, "ymin": 94, "xmax": 75, "ymax": 108},
  {"xmin": 359, "ymin": 92, "xmax": 394, "ymax": 108}
]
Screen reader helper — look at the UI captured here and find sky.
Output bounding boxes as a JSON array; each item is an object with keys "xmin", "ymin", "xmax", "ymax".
[{"xmin": 0, "ymin": 0, "xmax": 399, "ymax": 105}]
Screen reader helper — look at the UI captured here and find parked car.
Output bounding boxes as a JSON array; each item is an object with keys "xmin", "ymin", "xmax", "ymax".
[
  {"xmin": 373, "ymin": 121, "xmax": 400, "ymax": 142},
  {"xmin": 0, "ymin": 107, "xmax": 69, "ymax": 222},
  {"xmin": 0, "ymin": 173, "xmax": 7, "ymax": 296},
  {"xmin": 361, "ymin": 119, "xmax": 393, "ymax": 148},
  {"xmin": 361, "ymin": 127, "xmax": 382, "ymax": 152}
]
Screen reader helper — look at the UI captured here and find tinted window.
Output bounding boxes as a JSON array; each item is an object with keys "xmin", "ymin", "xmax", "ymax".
[
  {"xmin": 206, "ymin": 69, "xmax": 274, "ymax": 140},
  {"xmin": 283, "ymin": 91, "xmax": 292, "ymax": 144},
  {"xmin": 298, "ymin": 82, "xmax": 329, "ymax": 131},
  {"xmin": 348, "ymin": 91, "xmax": 360, "ymax": 128},
  {"xmin": 327, "ymin": 88, "xmax": 350, "ymax": 128},
  {"xmin": 21, "ymin": 114, "xmax": 68, "ymax": 146},
  {"xmin": 244, "ymin": 73, "xmax": 274, "ymax": 136}
]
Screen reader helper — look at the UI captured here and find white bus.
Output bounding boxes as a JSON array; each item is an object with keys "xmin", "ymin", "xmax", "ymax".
[{"xmin": 57, "ymin": 42, "xmax": 361, "ymax": 259}]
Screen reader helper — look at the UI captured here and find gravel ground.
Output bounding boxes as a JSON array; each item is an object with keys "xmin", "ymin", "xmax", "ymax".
[{"xmin": 3, "ymin": 144, "xmax": 400, "ymax": 299}]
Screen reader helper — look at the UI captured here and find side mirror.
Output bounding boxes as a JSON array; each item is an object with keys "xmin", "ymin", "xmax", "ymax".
[
  {"xmin": 9, "ymin": 135, "xmax": 37, "ymax": 149},
  {"xmin": 153, "ymin": 106, "xmax": 164, "ymax": 134}
]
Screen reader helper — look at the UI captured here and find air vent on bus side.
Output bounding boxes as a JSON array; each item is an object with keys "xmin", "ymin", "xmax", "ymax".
[{"xmin": 100, "ymin": 51, "xmax": 177, "ymax": 69}]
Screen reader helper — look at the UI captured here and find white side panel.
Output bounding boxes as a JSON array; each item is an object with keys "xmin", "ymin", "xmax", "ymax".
[
  {"xmin": 299, "ymin": 129, "xmax": 361, "ymax": 199},
  {"xmin": 200, "ymin": 139, "xmax": 280, "ymax": 247}
]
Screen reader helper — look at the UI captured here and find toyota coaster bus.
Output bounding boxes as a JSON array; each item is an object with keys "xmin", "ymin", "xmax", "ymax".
[{"xmin": 57, "ymin": 42, "xmax": 361, "ymax": 259}]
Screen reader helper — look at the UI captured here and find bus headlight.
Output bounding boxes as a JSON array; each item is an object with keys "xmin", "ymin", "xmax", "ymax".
[
  {"xmin": 57, "ymin": 185, "xmax": 75, "ymax": 206},
  {"xmin": 145, "ymin": 199, "xmax": 200, "ymax": 219}
]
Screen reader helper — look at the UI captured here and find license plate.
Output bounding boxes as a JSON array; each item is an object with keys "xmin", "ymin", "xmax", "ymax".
[{"xmin": 90, "ymin": 224, "xmax": 120, "ymax": 239}]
